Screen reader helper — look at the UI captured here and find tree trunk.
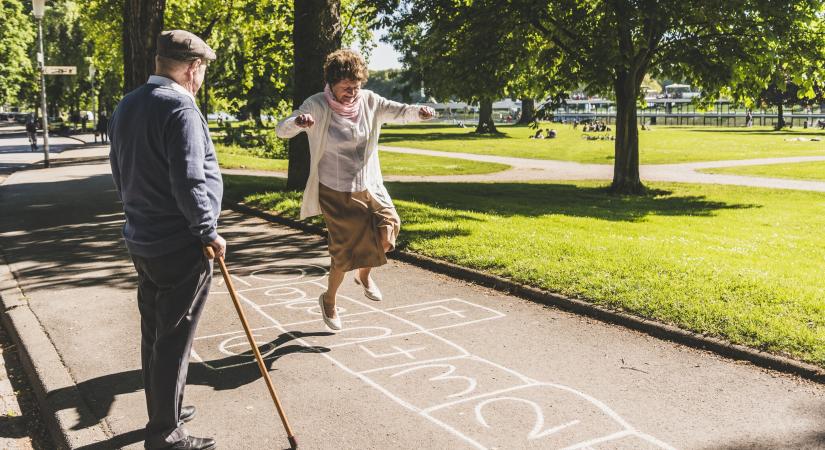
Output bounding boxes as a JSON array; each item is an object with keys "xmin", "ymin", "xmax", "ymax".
[
  {"xmin": 251, "ymin": 102, "xmax": 263, "ymax": 128},
  {"xmin": 775, "ymin": 103, "xmax": 785, "ymax": 130},
  {"xmin": 475, "ymin": 98, "xmax": 497, "ymax": 133},
  {"xmin": 516, "ymin": 97, "xmax": 534, "ymax": 124},
  {"xmin": 287, "ymin": 0, "xmax": 342, "ymax": 191},
  {"xmin": 123, "ymin": 0, "xmax": 165, "ymax": 94},
  {"xmin": 610, "ymin": 71, "xmax": 644, "ymax": 194}
]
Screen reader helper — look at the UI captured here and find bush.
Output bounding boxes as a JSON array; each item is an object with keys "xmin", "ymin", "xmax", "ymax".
[
  {"xmin": 260, "ymin": 130, "xmax": 288, "ymax": 159},
  {"xmin": 218, "ymin": 125, "xmax": 287, "ymax": 160}
]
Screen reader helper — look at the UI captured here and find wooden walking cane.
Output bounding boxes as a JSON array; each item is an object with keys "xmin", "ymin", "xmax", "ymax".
[{"xmin": 204, "ymin": 246, "xmax": 298, "ymax": 449}]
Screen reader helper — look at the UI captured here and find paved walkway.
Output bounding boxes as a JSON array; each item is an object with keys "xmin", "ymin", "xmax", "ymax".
[
  {"xmin": 1, "ymin": 158, "xmax": 824, "ymax": 449},
  {"xmin": 379, "ymin": 145, "xmax": 825, "ymax": 192},
  {"xmin": 0, "ymin": 132, "xmax": 104, "ymax": 174}
]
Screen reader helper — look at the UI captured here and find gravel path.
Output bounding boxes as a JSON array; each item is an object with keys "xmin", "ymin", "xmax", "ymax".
[
  {"xmin": 223, "ymin": 145, "xmax": 825, "ymax": 192},
  {"xmin": 379, "ymin": 145, "xmax": 825, "ymax": 192}
]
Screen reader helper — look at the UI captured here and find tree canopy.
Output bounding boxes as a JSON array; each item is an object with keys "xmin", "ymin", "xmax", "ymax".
[
  {"xmin": 381, "ymin": 0, "xmax": 543, "ymax": 133},
  {"xmin": 521, "ymin": 0, "xmax": 822, "ymax": 192},
  {"xmin": 0, "ymin": 0, "xmax": 36, "ymax": 109}
]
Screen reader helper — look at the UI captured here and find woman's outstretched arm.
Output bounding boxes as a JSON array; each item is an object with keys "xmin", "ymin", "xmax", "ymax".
[
  {"xmin": 377, "ymin": 95, "xmax": 435, "ymax": 124},
  {"xmin": 276, "ymin": 99, "xmax": 315, "ymax": 138}
]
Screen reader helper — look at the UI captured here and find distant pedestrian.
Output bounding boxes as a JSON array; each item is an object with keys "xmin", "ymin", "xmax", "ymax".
[
  {"xmin": 97, "ymin": 113, "xmax": 109, "ymax": 144},
  {"xmin": 745, "ymin": 110, "xmax": 753, "ymax": 127},
  {"xmin": 109, "ymin": 29, "xmax": 221, "ymax": 450},
  {"xmin": 26, "ymin": 116, "xmax": 37, "ymax": 151}
]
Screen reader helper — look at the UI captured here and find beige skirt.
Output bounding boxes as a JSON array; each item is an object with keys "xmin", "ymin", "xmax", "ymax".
[{"xmin": 318, "ymin": 183, "xmax": 401, "ymax": 272}]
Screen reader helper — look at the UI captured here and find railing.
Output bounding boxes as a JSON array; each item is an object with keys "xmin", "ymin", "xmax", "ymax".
[{"xmin": 551, "ymin": 112, "xmax": 825, "ymax": 128}]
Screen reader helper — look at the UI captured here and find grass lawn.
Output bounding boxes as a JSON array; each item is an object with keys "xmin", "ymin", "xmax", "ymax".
[
  {"xmin": 216, "ymin": 144, "xmax": 289, "ymax": 171},
  {"xmin": 224, "ymin": 175, "xmax": 825, "ymax": 367},
  {"xmin": 215, "ymin": 144, "xmax": 509, "ymax": 176},
  {"xmin": 701, "ymin": 160, "xmax": 825, "ymax": 181},
  {"xmin": 380, "ymin": 124, "xmax": 825, "ymax": 164}
]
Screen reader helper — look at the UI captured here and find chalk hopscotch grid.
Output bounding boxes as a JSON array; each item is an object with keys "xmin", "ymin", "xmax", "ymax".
[{"xmin": 193, "ymin": 262, "xmax": 675, "ymax": 450}]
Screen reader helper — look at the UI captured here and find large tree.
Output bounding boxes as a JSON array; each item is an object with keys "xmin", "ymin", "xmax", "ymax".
[
  {"xmin": 760, "ymin": 81, "xmax": 825, "ymax": 129},
  {"xmin": 0, "ymin": 0, "xmax": 36, "ymax": 109},
  {"xmin": 123, "ymin": 0, "xmax": 165, "ymax": 93},
  {"xmin": 725, "ymin": 10, "xmax": 825, "ymax": 130},
  {"xmin": 80, "ymin": 0, "xmax": 123, "ymax": 116},
  {"xmin": 42, "ymin": 1, "xmax": 93, "ymax": 120},
  {"xmin": 287, "ymin": 0, "xmax": 341, "ymax": 190},
  {"xmin": 518, "ymin": 0, "xmax": 820, "ymax": 193},
  {"xmin": 381, "ymin": 0, "xmax": 540, "ymax": 133}
]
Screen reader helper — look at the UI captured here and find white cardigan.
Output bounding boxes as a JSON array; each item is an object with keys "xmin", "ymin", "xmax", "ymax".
[{"xmin": 276, "ymin": 90, "xmax": 424, "ymax": 219}]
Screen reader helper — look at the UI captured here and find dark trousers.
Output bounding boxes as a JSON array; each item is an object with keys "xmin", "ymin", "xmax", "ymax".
[{"xmin": 130, "ymin": 243, "xmax": 212, "ymax": 448}]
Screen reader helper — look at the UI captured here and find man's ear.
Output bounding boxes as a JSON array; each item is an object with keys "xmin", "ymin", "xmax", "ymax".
[{"xmin": 186, "ymin": 59, "xmax": 201, "ymax": 79}]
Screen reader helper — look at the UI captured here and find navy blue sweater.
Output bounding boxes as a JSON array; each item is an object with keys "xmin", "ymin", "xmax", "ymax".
[{"xmin": 109, "ymin": 82, "xmax": 223, "ymax": 258}]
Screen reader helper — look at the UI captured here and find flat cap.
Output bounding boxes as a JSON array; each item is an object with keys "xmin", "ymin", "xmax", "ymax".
[{"xmin": 156, "ymin": 30, "xmax": 216, "ymax": 61}]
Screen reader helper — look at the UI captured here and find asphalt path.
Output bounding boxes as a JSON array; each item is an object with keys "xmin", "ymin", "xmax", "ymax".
[
  {"xmin": 0, "ymin": 132, "xmax": 102, "ymax": 174},
  {"xmin": 0, "ymin": 159, "xmax": 824, "ymax": 449}
]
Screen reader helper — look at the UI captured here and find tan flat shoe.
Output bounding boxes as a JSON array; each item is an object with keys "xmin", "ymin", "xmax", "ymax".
[
  {"xmin": 318, "ymin": 292, "xmax": 342, "ymax": 331},
  {"xmin": 354, "ymin": 276, "xmax": 383, "ymax": 301}
]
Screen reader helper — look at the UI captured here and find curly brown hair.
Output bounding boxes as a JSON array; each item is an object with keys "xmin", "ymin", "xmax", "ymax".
[{"xmin": 323, "ymin": 49, "xmax": 369, "ymax": 86}]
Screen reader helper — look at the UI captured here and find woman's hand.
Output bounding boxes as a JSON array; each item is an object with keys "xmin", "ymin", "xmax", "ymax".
[
  {"xmin": 295, "ymin": 113, "xmax": 315, "ymax": 128},
  {"xmin": 418, "ymin": 106, "xmax": 436, "ymax": 120}
]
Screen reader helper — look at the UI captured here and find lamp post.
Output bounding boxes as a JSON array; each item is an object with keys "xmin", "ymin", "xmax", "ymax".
[
  {"xmin": 32, "ymin": 0, "xmax": 49, "ymax": 168},
  {"xmin": 89, "ymin": 64, "xmax": 97, "ymax": 139}
]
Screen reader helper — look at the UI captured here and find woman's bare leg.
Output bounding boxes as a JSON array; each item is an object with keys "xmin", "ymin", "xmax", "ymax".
[
  {"xmin": 358, "ymin": 267, "xmax": 372, "ymax": 286},
  {"xmin": 325, "ymin": 265, "xmax": 346, "ymax": 319}
]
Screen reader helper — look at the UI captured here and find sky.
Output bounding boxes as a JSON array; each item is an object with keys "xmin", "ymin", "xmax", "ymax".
[{"xmin": 362, "ymin": 29, "xmax": 403, "ymax": 71}]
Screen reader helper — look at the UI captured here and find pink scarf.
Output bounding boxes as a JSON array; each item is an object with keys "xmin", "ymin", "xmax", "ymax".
[{"xmin": 324, "ymin": 84, "xmax": 361, "ymax": 121}]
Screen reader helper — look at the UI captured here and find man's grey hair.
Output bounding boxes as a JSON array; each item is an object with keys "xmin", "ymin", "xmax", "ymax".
[{"xmin": 155, "ymin": 55, "xmax": 204, "ymax": 73}]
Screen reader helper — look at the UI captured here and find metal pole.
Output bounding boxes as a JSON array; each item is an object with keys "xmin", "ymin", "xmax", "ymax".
[
  {"xmin": 37, "ymin": 18, "xmax": 50, "ymax": 168},
  {"xmin": 90, "ymin": 73, "xmax": 97, "ymax": 136}
]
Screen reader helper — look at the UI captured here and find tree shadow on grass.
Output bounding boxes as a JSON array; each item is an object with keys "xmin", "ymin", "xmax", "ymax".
[
  {"xmin": 386, "ymin": 182, "xmax": 760, "ymax": 223},
  {"xmin": 380, "ymin": 131, "xmax": 511, "ymax": 145}
]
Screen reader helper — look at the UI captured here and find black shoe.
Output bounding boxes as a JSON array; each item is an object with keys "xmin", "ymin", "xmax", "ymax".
[
  {"xmin": 180, "ymin": 405, "xmax": 196, "ymax": 423},
  {"xmin": 168, "ymin": 436, "xmax": 216, "ymax": 450}
]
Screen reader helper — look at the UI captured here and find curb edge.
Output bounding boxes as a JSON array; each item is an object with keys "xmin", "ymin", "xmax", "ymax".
[
  {"xmin": 227, "ymin": 200, "xmax": 825, "ymax": 384},
  {"xmin": 0, "ymin": 252, "xmax": 111, "ymax": 449}
]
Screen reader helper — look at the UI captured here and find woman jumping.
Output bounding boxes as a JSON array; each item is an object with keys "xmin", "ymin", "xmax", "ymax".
[{"xmin": 276, "ymin": 49, "xmax": 435, "ymax": 331}]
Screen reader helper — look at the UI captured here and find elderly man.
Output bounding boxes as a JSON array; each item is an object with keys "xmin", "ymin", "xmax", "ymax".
[{"xmin": 109, "ymin": 30, "xmax": 223, "ymax": 450}]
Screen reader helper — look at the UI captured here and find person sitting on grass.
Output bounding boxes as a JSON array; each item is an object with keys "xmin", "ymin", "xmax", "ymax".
[{"xmin": 530, "ymin": 128, "xmax": 545, "ymax": 139}]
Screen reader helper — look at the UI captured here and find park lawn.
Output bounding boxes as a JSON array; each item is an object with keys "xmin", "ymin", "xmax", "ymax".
[
  {"xmin": 380, "ymin": 124, "xmax": 825, "ymax": 164},
  {"xmin": 215, "ymin": 144, "xmax": 510, "ymax": 175},
  {"xmin": 701, "ymin": 160, "xmax": 825, "ymax": 181},
  {"xmin": 223, "ymin": 175, "xmax": 825, "ymax": 367},
  {"xmin": 216, "ymin": 144, "xmax": 289, "ymax": 171}
]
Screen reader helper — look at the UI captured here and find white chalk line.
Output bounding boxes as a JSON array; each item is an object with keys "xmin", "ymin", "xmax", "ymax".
[
  {"xmin": 200, "ymin": 266, "xmax": 672, "ymax": 449},
  {"xmin": 314, "ymin": 281, "xmax": 669, "ymax": 447}
]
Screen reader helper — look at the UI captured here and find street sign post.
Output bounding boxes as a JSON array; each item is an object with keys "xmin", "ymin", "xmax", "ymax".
[{"xmin": 43, "ymin": 66, "xmax": 77, "ymax": 75}]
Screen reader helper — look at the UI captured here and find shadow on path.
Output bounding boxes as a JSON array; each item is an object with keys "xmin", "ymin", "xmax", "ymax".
[
  {"xmin": 56, "ymin": 331, "xmax": 331, "ymax": 447},
  {"xmin": 0, "ymin": 173, "xmax": 327, "ymax": 294}
]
